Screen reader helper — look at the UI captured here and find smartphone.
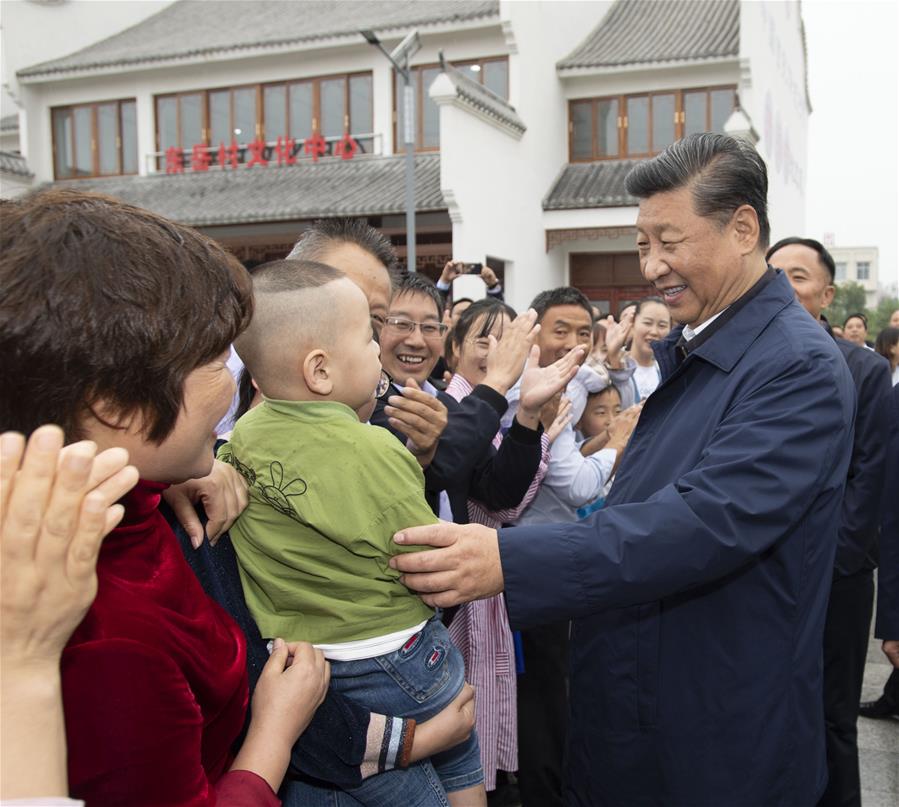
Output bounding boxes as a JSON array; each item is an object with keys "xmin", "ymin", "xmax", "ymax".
[{"xmin": 464, "ymin": 262, "xmax": 483, "ymax": 274}]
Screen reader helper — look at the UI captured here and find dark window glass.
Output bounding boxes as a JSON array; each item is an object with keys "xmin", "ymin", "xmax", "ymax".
[
  {"xmin": 97, "ymin": 102, "xmax": 118, "ymax": 175},
  {"xmin": 684, "ymin": 91, "xmax": 707, "ymax": 136},
  {"xmin": 264, "ymin": 84, "xmax": 287, "ymax": 140},
  {"xmin": 421, "ymin": 67, "xmax": 440, "ymax": 148},
  {"xmin": 180, "ymin": 93, "xmax": 203, "ymax": 149},
  {"xmin": 627, "ymin": 96, "xmax": 649, "ymax": 154},
  {"xmin": 597, "ymin": 98, "xmax": 618, "ymax": 157},
  {"xmin": 710, "ymin": 88, "xmax": 734, "ymax": 133},
  {"xmin": 233, "ymin": 87, "xmax": 255, "ymax": 143},
  {"xmin": 73, "ymin": 106, "xmax": 92, "ymax": 176},
  {"xmin": 571, "ymin": 101, "xmax": 592, "ymax": 160},
  {"xmin": 320, "ymin": 78, "xmax": 344, "ymax": 138},
  {"xmin": 52, "ymin": 109, "xmax": 73, "ymax": 178},
  {"xmin": 483, "ymin": 60, "xmax": 508, "ymax": 99},
  {"xmin": 289, "ymin": 82, "xmax": 313, "ymax": 141},
  {"xmin": 158, "ymin": 96, "xmax": 178, "ymax": 151},
  {"xmin": 652, "ymin": 93, "xmax": 675, "ymax": 152},
  {"xmin": 121, "ymin": 101, "xmax": 137, "ymax": 174},
  {"xmin": 349, "ymin": 74, "xmax": 373, "ymax": 151},
  {"xmin": 209, "ymin": 90, "xmax": 231, "ymax": 145}
]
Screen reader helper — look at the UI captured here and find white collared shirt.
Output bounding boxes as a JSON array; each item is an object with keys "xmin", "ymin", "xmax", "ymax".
[{"xmin": 682, "ymin": 308, "xmax": 729, "ymax": 342}]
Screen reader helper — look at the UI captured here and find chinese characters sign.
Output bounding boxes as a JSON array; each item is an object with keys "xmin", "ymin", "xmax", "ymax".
[{"xmin": 165, "ymin": 133, "xmax": 359, "ymax": 174}]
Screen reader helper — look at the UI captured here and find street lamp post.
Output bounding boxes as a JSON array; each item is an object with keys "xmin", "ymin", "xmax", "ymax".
[{"xmin": 361, "ymin": 29, "xmax": 421, "ymax": 273}]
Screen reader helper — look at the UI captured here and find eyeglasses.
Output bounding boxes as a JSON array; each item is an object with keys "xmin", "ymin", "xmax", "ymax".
[
  {"xmin": 376, "ymin": 369, "xmax": 392, "ymax": 398},
  {"xmin": 384, "ymin": 317, "xmax": 448, "ymax": 340}
]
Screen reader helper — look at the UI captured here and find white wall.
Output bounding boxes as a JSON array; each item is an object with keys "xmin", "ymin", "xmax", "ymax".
[
  {"xmin": 739, "ymin": 0, "xmax": 809, "ymax": 242},
  {"xmin": 1, "ymin": 0, "xmax": 172, "ymax": 118},
  {"xmin": 436, "ymin": 0, "xmax": 608, "ymax": 311}
]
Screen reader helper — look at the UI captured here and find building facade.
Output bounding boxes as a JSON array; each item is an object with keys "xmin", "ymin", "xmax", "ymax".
[
  {"xmin": 829, "ymin": 245, "xmax": 880, "ymax": 310},
  {"xmin": 10, "ymin": 0, "xmax": 810, "ymax": 312}
]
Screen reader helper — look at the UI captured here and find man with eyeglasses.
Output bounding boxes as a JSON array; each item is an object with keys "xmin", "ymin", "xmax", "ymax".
[{"xmin": 372, "ymin": 272, "xmax": 578, "ymax": 528}]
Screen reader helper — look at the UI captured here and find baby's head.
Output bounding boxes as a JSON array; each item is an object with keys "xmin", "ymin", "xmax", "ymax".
[
  {"xmin": 577, "ymin": 385, "xmax": 621, "ymax": 439},
  {"xmin": 235, "ymin": 259, "xmax": 382, "ymax": 419}
]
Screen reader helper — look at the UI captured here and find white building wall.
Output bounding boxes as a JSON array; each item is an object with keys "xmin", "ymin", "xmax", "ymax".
[
  {"xmin": 436, "ymin": 0, "xmax": 607, "ymax": 311},
  {"xmin": 830, "ymin": 245, "xmax": 880, "ymax": 308},
  {"xmin": 739, "ymin": 0, "xmax": 810, "ymax": 242}
]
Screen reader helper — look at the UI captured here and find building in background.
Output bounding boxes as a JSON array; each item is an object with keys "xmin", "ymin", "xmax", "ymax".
[
  {"xmin": 7, "ymin": 0, "xmax": 810, "ymax": 311},
  {"xmin": 829, "ymin": 245, "xmax": 880, "ymax": 309}
]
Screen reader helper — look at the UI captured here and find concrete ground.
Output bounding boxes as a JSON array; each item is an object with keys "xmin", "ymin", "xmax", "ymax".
[{"xmin": 859, "ymin": 613, "xmax": 899, "ymax": 806}]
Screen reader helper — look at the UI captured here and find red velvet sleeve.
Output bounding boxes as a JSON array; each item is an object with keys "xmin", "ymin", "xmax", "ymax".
[{"xmin": 62, "ymin": 638, "xmax": 279, "ymax": 807}]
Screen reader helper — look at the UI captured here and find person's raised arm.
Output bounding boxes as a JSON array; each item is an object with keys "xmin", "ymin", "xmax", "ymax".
[{"xmin": 1, "ymin": 426, "xmax": 138, "ymax": 800}]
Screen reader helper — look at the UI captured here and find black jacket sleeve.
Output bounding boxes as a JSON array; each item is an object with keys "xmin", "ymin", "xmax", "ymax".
[
  {"xmin": 467, "ymin": 416, "xmax": 544, "ymax": 512},
  {"xmin": 835, "ymin": 341, "xmax": 893, "ymax": 577}
]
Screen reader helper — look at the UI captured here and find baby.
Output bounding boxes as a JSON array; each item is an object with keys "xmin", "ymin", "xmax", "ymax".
[{"xmin": 219, "ymin": 259, "xmax": 485, "ymax": 806}]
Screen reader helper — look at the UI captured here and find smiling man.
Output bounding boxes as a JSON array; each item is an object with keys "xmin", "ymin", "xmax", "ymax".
[{"xmin": 391, "ymin": 134, "xmax": 857, "ymax": 806}]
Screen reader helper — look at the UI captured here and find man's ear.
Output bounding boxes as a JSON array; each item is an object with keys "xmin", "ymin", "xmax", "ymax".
[
  {"xmin": 731, "ymin": 204, "xmax": 761, "ymax": 256},
  {"xmin": 822, "ymin": 284, "xmax": 836, "ymax": 309},
  {"xmin": 303, "ymin": 349, "xmax": 333, "ymax": 396}
]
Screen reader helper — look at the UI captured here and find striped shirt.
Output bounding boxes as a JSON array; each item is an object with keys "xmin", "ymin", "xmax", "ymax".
[{"xmin": 444, "ymin": 373, "xmax": 550, "ymax": 789}]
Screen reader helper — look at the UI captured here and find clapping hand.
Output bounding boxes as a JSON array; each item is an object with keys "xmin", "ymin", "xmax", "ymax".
[
  {"xmin": 482, "ymin": 309, "xmax": 540, "ymax": 396},
  {"xmin": 603, "ymin": 309, "xmax": 635, "ymax": 366},
  {"xmin": 517, "ymin": 345, "xmax": 585, "ymax": 430}
]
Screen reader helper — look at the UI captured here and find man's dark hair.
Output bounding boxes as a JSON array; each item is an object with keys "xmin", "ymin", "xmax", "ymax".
[
  {"xmin": 766, "ymin": 237, "xmax": 836, "ymax": 282},
  {"xmin": 391, "ymin": 272, "xmax": 445, "ymax": 318},
  {"xmin": 452, "ymin": 298, "xmax": 518, "ymax": 351},
  {"xmin": 0, "ymin": 188, "xmax": 252, "ymax": 441},
  {"xmin": 625, "ymin": 133, "xmax": 771, "ymax": 249},
  {"xmin": 529, "ymin": 286, "xmax": 593, "ymax": 323},
  {"xmin": 287, "ymin": 218, "xmax": 399, "ymax": 279},
  {"xmin": 844, "ymin": 312, "xmax": 868, "ymax": 330}
]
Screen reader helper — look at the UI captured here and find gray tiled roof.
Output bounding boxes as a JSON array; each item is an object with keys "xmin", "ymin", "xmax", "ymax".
[
  {"xmin": 0, "ymin": 114, "xmax": 19, "ymax": 132},
  {"xmin": 44, "ymin": 153, "xmax": 443, "ymax": 226},
  {"xmin": 19, "ymin": 0, "xmax": 499, "ymax": 79},
  {"xmin": 0, "ymin": 150, "xmax": 33, "ymax": 177},
  {"xmin": 558, "ymin": 0, "xmax": 739, "ymax": 70},
  {"xmin": 543, "ymin": 161, "xmax": 640, "ymax": 210},
  {"xmin": 438, "ymin": 55, "xmax": 525, "ymax": 136}
]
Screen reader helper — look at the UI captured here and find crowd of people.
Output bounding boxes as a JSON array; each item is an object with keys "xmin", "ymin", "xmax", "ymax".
[{"xmin": 1, "ymin": 132, "xmax": 897, "ymax": 807}]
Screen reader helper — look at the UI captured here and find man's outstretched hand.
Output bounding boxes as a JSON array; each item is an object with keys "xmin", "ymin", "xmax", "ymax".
[{"xmin": 389, "ymin": 521, "xmax": 504, "ymax": 608}]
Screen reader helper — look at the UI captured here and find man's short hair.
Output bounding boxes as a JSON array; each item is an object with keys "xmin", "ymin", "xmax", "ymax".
[
  {"xmin": 391, "ymin": 272, "xmax": 445, "ymax": 318},
  {"xmin": 287, "ymin": 218, "xmax": 399, "ymax": 280},
  {"xmin": 529, "ymin": 287, "xmax": 593, "ymax": 323},
  {"xmin": 766, "ymin": 237, "xmax": 836, "ymax": 282},
  {"xmin": 0, "ymin": 188, "xmax": 252, "ymax": 441},
  {"xmin": 625, "ymin": 132, "xmax": 771, "ymax": 250}
]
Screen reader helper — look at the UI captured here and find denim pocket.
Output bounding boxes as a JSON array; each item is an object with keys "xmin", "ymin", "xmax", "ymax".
[{"xmin": 375, "ymin": 622, "xmax": 453, "ymax": 704}]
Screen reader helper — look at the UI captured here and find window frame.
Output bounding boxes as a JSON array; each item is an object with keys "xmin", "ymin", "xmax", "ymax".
[
  {"xmin": 51, "ymin": 98, "xmax": 138, "ymax": 180},
  {"xmin": 154, "ymin": 70, "xmax": 375, "ymax": 158},
  {"xmin": 392, "ymin": 55, "xmax": 510, "ymax": 153},
  {"xmin": 568, "ymin": 85, "xmax": 737, "ymax": 162}
]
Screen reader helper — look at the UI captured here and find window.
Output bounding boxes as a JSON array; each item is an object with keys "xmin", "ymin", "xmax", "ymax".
[
  {"xmin": 569, "ymin": 86, "xmax": 737, "ymax": 162},
  {"xmin": 52, "ymin": 99, "xmax": 138, "ymax": 179},
  {"xmin": 856, "ymin": 261, "xmax": 870, "ymax": 280},
  {"xmin": 155, "ymin": 72, "xmax": 374, "ymax": 167},
  {"xmin": 395, "ymin": 57, "xmax": 509, "ymax": 152},
  {"xmin": 835, "ymin": 262, "xmax": 847, "ymax": 281}
]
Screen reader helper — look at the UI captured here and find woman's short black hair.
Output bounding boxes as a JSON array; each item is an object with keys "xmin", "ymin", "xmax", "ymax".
[
  {"xmin": 0, "ymin": 189, "xmax": 253, "ymax": 441},
  {"xmin": 452, "ymin": 298, "xmax": 518, "ymax": 351}
]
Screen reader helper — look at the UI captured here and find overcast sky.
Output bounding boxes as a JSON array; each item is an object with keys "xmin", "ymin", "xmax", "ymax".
[{"xmin": 802, "ymin": 0, "xmax": 898, "ymax": 294}]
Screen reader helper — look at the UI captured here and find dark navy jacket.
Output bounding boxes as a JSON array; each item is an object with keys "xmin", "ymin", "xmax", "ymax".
[
  {"xmin": 875, "ymin": 382, "xmax": 899, "ymax": 641},
  {"xmin": 498, "ymin": 271, "xmax": 856, "ymax": 806},
  {"xmin": 830, "ymin": 337, "xmax": 892, "ymax": 578}
]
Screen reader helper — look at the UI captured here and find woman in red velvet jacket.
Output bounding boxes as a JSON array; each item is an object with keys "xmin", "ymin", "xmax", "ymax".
[{"xmin": 0, "ymin": 189, "xmax": 334, "ymax": 805}]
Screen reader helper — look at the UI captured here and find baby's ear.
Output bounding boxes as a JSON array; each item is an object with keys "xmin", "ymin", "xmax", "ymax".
[{"xmin": 303, "ymin": 349, "xmax": 333, "ymax": 396}]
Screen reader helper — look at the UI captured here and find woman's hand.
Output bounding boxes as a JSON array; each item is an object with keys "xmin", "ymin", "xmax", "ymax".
[
  {"xmin": 518, "ymin": 345, "xmax": 584, "ymax": 421},
  {"xmin": 1, "ymin": 425, "xmax": 138, "ymax": 670},
  {"xmin": 603, "ymin": 310, "xmax": 635, "ymax": 368},
  {"xmin": 232, "ymin": 639, "xmax": 330, "ymax": 792},
  {"xmin": 482, "ymin": 310, "xmax": 540, "ymax": 396},
  {"xmin": 545, "ymin": 396, "xmax": 573, "ymax": 444},
  {"xmin": 1, "ymin": 425, "xmax": 138, "ymax": 800},
  {"xmin": 410, "ymin": 683, "xmax": 476, "ymax": 762},
  {"xmin": 163, "ymin": 458, "xmax": 249, "ymax": 549}
]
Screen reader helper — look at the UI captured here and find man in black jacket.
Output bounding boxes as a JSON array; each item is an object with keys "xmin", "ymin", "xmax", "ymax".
[{"xmin": 767, "ymin": 237, "xmax": 893, "ymax": 807}]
